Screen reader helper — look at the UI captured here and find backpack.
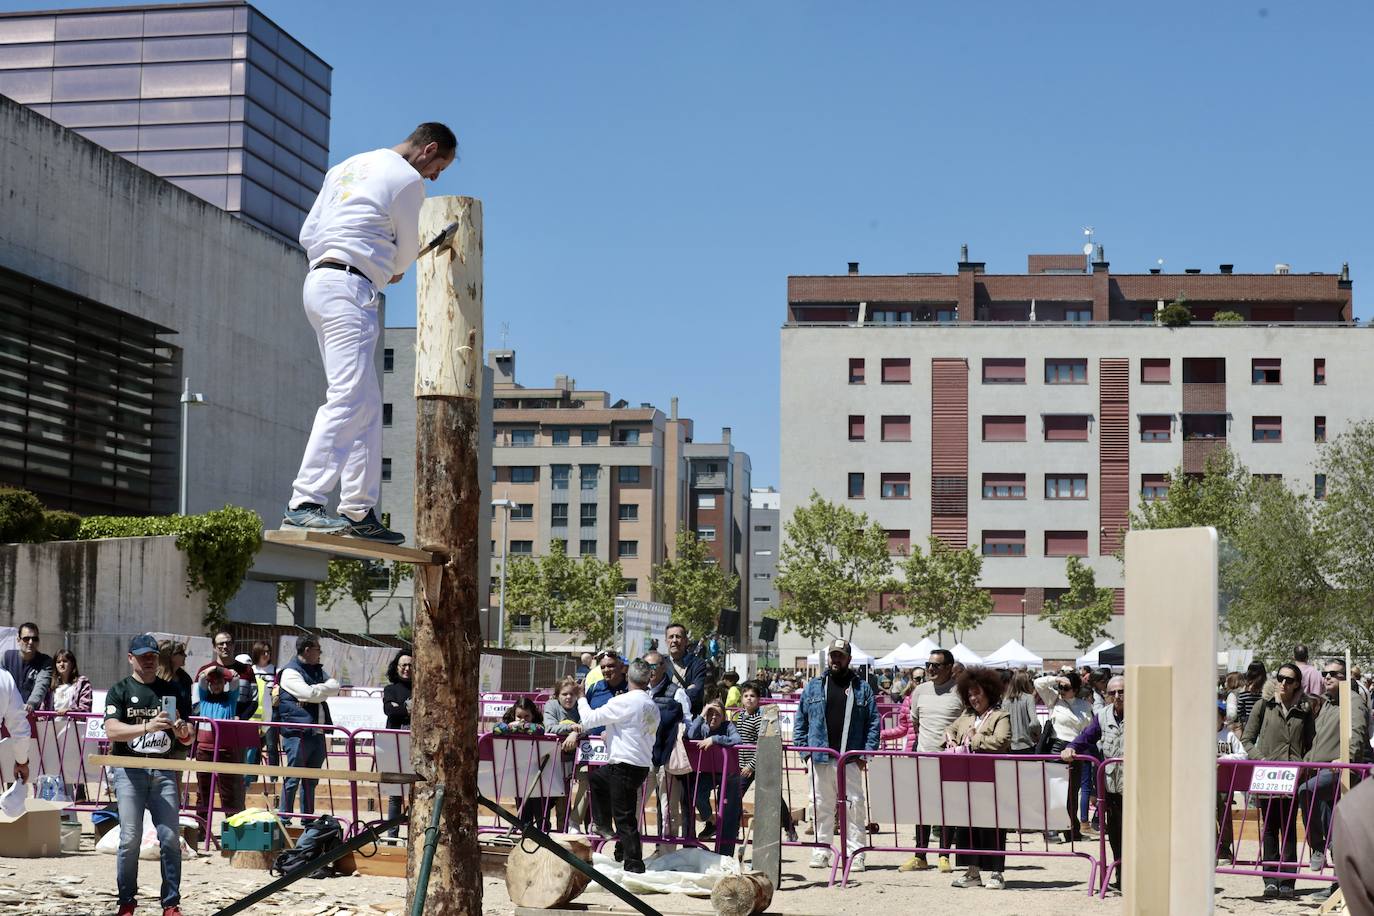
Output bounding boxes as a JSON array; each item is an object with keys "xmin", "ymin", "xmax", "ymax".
[{"xmin": 271, "ymin": 815, "xmax": 345, "ymax": 879}]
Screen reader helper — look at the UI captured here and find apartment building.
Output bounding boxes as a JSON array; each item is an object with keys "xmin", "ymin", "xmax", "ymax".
[
  {"xmin": 749, "ymin": 488, "xmax": 780, "ymax": 650},
  {"xmin": 780, "ymin": 249, "xmax": 1365, "ymax": 665},
  {"xmin": 682, "ymin": 432, "xmax": 752, "ymax": 643}
]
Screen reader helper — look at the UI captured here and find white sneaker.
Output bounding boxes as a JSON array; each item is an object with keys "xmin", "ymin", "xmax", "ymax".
[
  {"xmin": 984, "ymin": 872, "xmax": 1005, "ymax": 890},
  {"xmin": 951, "ymin": 870, "xmax": 983, "ymax": 888},
  {"xmin": 850, "ymin": 854, "xmax": 866, "ymax": 872},
  {"xmin": 809, "ymin": 849, "xmax": 832, "ymax": 868}
]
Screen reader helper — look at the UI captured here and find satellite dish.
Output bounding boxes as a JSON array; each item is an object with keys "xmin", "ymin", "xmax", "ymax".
[{"xmin": 1083, "ymin": 242, "xmax": 1095, "ymax": 256}]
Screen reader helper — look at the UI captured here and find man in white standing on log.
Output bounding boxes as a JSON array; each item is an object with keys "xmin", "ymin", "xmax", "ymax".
[{"xmin": 283, "ymin": 122, "xmax": 457, "ymax": 544}]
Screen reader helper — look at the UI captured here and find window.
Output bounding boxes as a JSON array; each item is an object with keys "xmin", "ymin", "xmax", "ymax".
[
  {"xmin": 887, "ymin": 529, "xmax": 911, "ymax": 555},
  {"xmin": 617, "ymin": 466, "xmax": 641, "ymax": 484},
  {"xmin": 1045, "ymin": 474, "xmax": 1088, "ymax": 499},
  {"xmin": 1315, "ymin": 474, "xmax": 1327, "ymax": 500},
  {"xmin": 982, "ymin": 415, "xmax": 1026, "ymax": 442},
  {"xmin": 848, "ymin": 358, "xmax": 865, "ymax": 384},
  {"xmin": 848, "ymin": 415, "xmax": 865, "ymax": 441},
  {"xmin": 1315, "ymin": 416, "xmax": 1327, "ymax": 443},
  {"xmin": 1254, "ymin": 473, "xmax": 1283, "ymax": 483},
  {"xmin": 698, "ymin": 526, "xmax": 717, "ymax": 541},
  {"xmin": 510, "ymin": 428, "xmax": 535, "ymax": 447},
  {"xmin": 881, "ymin": 415, "xmax": 911, "ymax": 441},
  {"xmin": 621, "ymin": 578, "xmax": 638, "ymax": 595},
  {"xmin": 1140, "ymin": 415, "xmax": 1172, "ymax": 442},
  {"xmin": 619, "ymin": 504, "xmax": 639, "ymax": 521},
  {"xmin": 986, "ymin": 588, "xmax": 1026, "ymax": 615},
  {"xmin": 1065, "ymin": 308, "xmax": 1092, "ymax": 322},
  {"xmin": 381, "ymin": 458, "xmax": 392, "ymax": 481},
  {"xmin": 697, "ymin": 494, "xmax": 716, "ymax": 509},
  {"xmin": 880, "ymin": 473, "xmax": 911, "ymax": 499},
  {"xmin": 511, "ymin": 503, "xmax": 534, "ymax": 520},
  {"xmin": 1252, "ymin": 358, "xmax": 1281, "ymax": 384},
  {"xmin": 935, "ymin": 309, "xmax": 957, "ymax": 323},
  {"xmin": 551, "ymin": 503, "xmax": 568, "ymax": 524},
  {"xmin": 617, "ymin": 540, "xmax": 638, "ymax": 558},
  {"xmin": 1183, "ymin": 358, "xmax": 1226, "ymax": 383},
  {"xmin": 1183, "ymin": 415, "xmax": 1227, "ymax": 440},
  {"xmin": 1045, "ymin": 359, "xmax": 1087, "ymax": 384},
  {"xmin": 982, "ymin": 358, "xmax": 1025, "ymax": 384},
  {"xmin": 509, "ymin": 540, "xmax": 534, "ymax": 555},
  {"xmin": 1043, "ymin": 415, "xmax": 1090, "ymax": 441},
  {"xmin": 580, "ymin": 504, "xmax": 598, "ymax": 525},
  {"xmin": 982, "ymin": 530, "xmax": 1026, "ymax": 557},
  {"xmin": 383, "ymin": 348, "xmax": 394, "ymax": 372},
  {"xmin": 1252, "ymin": 416, "xmax": 1282, "ymax": 442},
  {"xmin": 982, "ymin": 473, "xmax": 1026, "ymax": 499},
  {"xmin": 510, "ymin": 466, "xmax": 536, "ymax": 483},
  {"xmin": 552, "ymin": 428, "xmax": 571, "ymax": 446},
  {"xmin": 581, "ymin": 428, "xmax": 600, "ymax": 445},
  {"xmin": 551, "ymin": 465, "xmax": 570, "ymax": 490},
  {"xmin": 1140, "ymin": 358, "xmax": 1171, "ymax": 384},
  {"xmin": 579, "ymin": 539, "xmax": 597, "ymax": 556},
  {"xmin": 1141, "ymin": 474, "xmax": 1170, "ymax": 502},
  {"xmin": 580, "ymin": 465, "xmax": 598, "ymax": 490},
  {"xmin": 848, "ymin": 472, "xmax": 865, "ymax": 498},
  {"xmin": 754, "ymin": 524, "xmax": 772, "ymax": 532},
  {"xmin": 881, "ymin": 358, "xmax": 911, "ymax": 384},
  {"xmin": 872, "ymin": 309, "xmax": 912, "ymax": 324},
  {"xmin": 1045, "ymin": 530, "xmax": 1089, "ymax": 557},
  {"xmin": 382, "ymin": 403, "xmax": 393, "ymax": 427},
  {"xmin": 1314, "ymin": 358, "xmax": 1326, "ymax": 385},
  {"xmin": 616, "ymin": 429, "xmax": 640, "ymax": 444}
]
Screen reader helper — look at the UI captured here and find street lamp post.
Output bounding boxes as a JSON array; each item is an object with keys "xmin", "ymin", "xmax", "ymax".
[
  {"xmin": 492, "ymin": 497, "xmax": 518, "ymax": 648},
  {"xmin": 179, "ymin": 377, "xmax": 205, "ymax": 516},
  {"xmin": 1020, "ymin": 597, "xmax": 1027, "ymax": 645}
]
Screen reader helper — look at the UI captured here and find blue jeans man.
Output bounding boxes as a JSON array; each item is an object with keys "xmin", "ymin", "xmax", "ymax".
[
  {"xmin": 280, "ymin": 731, "xmax": 327, "ymax": 816},
  {"xmin": 112, "ymin": 767, "xmax": 182, "ymax": 911}
]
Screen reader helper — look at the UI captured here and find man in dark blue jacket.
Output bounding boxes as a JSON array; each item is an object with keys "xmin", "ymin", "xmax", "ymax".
[
  {"xmin": 794, "ymin": 639, "xmax": 880, "ymax": 872},
  {"xmin": 665, "ymin": 623, "xmax": 708, "ymax": 716},
  {"xmin": 644, "ymin": 650, "xmax": 692, "ymax": 839}
]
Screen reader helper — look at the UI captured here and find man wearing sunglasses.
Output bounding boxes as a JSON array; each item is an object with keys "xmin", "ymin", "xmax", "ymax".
[
  {"xmin": 1061, "ymin": 675, "xmax": 1126, "ymax": 885},
  {"xmin": 1299, "ymin": 658, "xmax": 1370, "ymax": 902},
  {"xmin": 2, "ymin": 622, "xmax": 53, "ymax": 713},
  {"xmin": 897, "ymin": 649, "xmax": 964, "ymax": 872},
  {"xmin": 1242, "ymin": 662, "xmax": 1316, "ymax": 898}
]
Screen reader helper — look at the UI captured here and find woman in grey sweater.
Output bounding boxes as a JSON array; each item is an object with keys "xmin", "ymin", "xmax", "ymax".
[{"xmin": 1004, "ymin": 671, "xmax": 1041, "ymax": 754}]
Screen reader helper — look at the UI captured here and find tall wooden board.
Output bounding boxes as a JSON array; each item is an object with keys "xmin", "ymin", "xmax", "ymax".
[{"xmin": 749, "ymin": 703, "xmax": 783, "ymax": 886}]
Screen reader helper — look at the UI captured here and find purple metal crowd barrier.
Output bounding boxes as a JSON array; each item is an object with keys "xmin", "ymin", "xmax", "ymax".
[
  {"xmin": 350, "ymin": 726, "xmax": 414, "ymax": 839},
  {"xmin": 476, "ymin": 732, "xmax": 572, "ymax": 837},
  {"xmin": 837, "ymin": 749, "xmax": 1101, "ymax": 891}
]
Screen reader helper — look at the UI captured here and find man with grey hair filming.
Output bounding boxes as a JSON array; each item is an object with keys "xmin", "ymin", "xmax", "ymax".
[{"xmin": 577, "ymin": 658, "xmax": 661, "ymax": 874}]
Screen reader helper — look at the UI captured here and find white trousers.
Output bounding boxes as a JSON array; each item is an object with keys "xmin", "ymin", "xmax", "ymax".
[
  {"xmin": 809, "ymin": 760, "xmax": 867, "ymax": 856},
  {"xmin": 289, "ymin": 269, "xmax": 382, "ymax": 518}
]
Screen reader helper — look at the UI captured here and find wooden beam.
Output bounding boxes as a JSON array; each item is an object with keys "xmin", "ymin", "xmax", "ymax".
[
  {"xmin": 264, "ymin": 528, "xmax": 438, "ymax": 565},
  {"xmin": 1123, "ymin": 665, "xmax": 1172, "ymax": 912},
  {"xmin": 89, "ymin": 754, "xmax": 420, "ymax": 785}
]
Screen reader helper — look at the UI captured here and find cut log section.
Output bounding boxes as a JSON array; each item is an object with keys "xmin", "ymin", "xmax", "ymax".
[
  {"xmin": 710, "ymin": 872, "xmax": 774, "ymax": 916},
  {"xmin": 505, "ymin": 835, "xmax": 593, "ymax": 909}
]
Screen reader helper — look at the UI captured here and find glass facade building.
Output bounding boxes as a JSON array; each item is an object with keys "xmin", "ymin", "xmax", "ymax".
[{"xmin": 0, "ymin": 1, "xmax": 331, "ymax": 243}]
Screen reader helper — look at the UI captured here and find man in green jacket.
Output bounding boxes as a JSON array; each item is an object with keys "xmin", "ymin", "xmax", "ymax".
[{"xmin": 1301, "ymin": 658, "xmax": 1370, "ymax": 901}]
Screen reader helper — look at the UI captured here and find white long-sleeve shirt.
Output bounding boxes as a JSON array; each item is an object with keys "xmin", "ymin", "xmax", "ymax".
[
  {"xmin": 279, "ymin": 666, "xmax": 340, "ymax": 704},
  {"xmin": 1034, "ymin": 674, "xmax": 1094, "ymax": 743},
  {"xmin": 577, "ymin": 689, "xmax": 659, "ymax": 768},
  {"xmin": 0, "ymin": 670, "xmax": 30, "ymax": 765},
  {"xmin": 299, "ymin": 148, "xmax": 425, "ymax": 290}
]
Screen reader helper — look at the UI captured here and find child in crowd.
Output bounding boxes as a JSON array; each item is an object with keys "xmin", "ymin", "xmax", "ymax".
[
  {"xmin": 494, "ymin": 697, "xmax": 545, "ymax": 735},
  {"xmin": 1216, "ymin": 701, "xmax": 1248, "ymax": 861},
  {"xmin": 733, "ymin": 681, "xmax": 797, "ymax": 842}
]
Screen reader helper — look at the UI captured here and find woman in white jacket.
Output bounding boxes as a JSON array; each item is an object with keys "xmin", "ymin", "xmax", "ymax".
[{"xmin": 1034, "ymin": 670, "xmax": 1094, "ymax": 841}]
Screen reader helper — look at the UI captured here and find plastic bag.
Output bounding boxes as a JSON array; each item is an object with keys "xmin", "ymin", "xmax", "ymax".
[
  {"xmin": 0, "ymin": 781, "xmax": 25, "ymax": 819},
  {"xmin": 95, "ymin": 811, "xmax": 197, "ymax": 860},
  {"xmin": 37, "ymin": 775, "xmax": 70, "ymax": 803},
  {"xmin": 590, "ymin": 847, "xmax": 739, "ymax": 895}
]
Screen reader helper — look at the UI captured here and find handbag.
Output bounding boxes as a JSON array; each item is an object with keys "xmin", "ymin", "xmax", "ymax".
[
  {"xmin": 1036, "ymin": 718, "xmax": 1057, "ymax": 755},
  {"xmin": 666, "ymin": 723, "xmax": 693, "ymax": 776}
]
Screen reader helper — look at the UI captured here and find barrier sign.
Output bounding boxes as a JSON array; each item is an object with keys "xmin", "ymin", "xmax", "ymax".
[
  {"xmin": 1248, "ymin": 765, "xmax": 1300, "ymax": 795},
  {"xmin": 578, "ymin": 736, "xmax": 609, "ymax": 764}
]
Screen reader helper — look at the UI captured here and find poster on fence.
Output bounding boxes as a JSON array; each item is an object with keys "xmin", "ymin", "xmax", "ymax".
[
  {"xmin": 326, "ymin": 696, "xmax": 388, "ymax": 731},
  {"xmin": 374, "ymin": 732, "xmax": 414, "ymax": 798},
  {"xmin": 479, "ymin": 654, "xmax": 503, "ymax": 693},
  {"xmin": 616, "ymin": 597, "xmax": 671, "ymax": 659},
  {"xmin": 866, "ymin": 755, "xmax": 1071, "ymax": 832},
  {"xmin": 477, "ymin": 737, "xmax": 567, "ymax": 802}
]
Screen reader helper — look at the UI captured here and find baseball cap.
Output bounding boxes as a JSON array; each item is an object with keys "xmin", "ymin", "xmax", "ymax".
[
  {"xmin": 827, "ymin": 639, "xmax": 851, "ymax": 656},
  {"xmin": 128, "ymin": 634, "xmax": 159, "ymax": 656}
]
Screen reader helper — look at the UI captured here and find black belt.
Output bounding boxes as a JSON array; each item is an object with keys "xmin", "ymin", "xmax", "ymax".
[{"xmin": 313, "ymin": 261, "xmax": 367, "ymax": 278}]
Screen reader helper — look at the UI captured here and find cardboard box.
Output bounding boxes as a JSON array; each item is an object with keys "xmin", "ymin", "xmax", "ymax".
[{"xmin": 0, "ymin": 799, "xmax": 71, "ymax": 857}]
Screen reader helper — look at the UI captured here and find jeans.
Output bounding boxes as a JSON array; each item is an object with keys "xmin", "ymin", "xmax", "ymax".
[
  {"xmin": 111, "ymin": 766, "xmax": 182, "ymax": 908},
  {"xmin": 280, "ymin": 732, "xmax": 327, "ymax": 816},
  {"xmin": 1079, "ymin": 760, "xmax": 1096, "ymax": 824},
  {"xmin": 1299, "ymin": 768, "xmax": 1345, "ymax": 854},
  {"xmin": 695, "ymin": 773, "xmax": 744, "ymax": 855},
  {"xmin": 1261, "ymin": 796, "xmax": 1299, "ymax": 889},
  {"xmin": 590, "ymin": 763, "xmax": 649, "ymax": 872},
  {"xmin": 953, "ymin": 826, "xmax": 1006, "ymax": 872},
  {"xmin": 195, "ymin": 743, "xmax": 244, "ymax": 831}
]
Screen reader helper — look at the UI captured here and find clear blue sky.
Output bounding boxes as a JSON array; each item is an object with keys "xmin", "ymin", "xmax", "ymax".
[{"xmin": 10, "ymin": 1, "xmax": 1373, "ymax": 486}]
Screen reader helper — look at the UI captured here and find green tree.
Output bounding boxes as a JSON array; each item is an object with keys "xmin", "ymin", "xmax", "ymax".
[
  {"xmin": 773, "ymin": 491, "xmax": 893, "ymax": 644},
  {"xmin": 1040, "ymin": 556, "xmax": 1114, "ymax": 650},
  {"xmin": 316, "ymin": 559, "xmax": 414, "ymax": 634},
  {"xmin": 899, "ymin": 536, "xmax": 992, "ymax": 644},
  {"xmin": 1130, "ymin": 446, "xmax": 1254, "ymax": 537},
  {"xmin": 1315, "ymin": 420, "xmax": 1374, "ymax": 653},
  {"xmin": 500, "ymin": 554, "xmax": 545, "ymax": 648},
  {"xmin": 1158, "ymin": 296, "xmax": 1193, "ymax": 327},
  {"xmin": 651, "ymin": 529, "xmax": 740, "ymax": 640},
  {"xmin": 555, "ymin": 554, "xmax": 625, "ymax": 650}
]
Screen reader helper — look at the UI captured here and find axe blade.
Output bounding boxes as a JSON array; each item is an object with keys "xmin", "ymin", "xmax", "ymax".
[{"xmin": 418, "ymin": 220, "xmax": 459, "ymax": 258}]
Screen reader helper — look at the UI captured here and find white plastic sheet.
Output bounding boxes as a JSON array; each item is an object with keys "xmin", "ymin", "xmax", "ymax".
[{"xmin": 590, "ymin": 846, "xmax": 740, "ymax": 895}]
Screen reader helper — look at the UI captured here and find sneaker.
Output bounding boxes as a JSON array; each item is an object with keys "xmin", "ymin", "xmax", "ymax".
[
  {"xmin": 785, "ymin": 826, "xmax": 798, "ymax": 843},
  {"xmin": 1263, "ymin": 882, "xmax": 1279, "ymax": 898},
  {"xmin": 613, "ymin": 842, "xmax": 623, "ymax": 862},
  {"xmin": 283, "ymin": 503, "xmax": 349, "ymax": 531},
  {"xmin": 985, "ymin": 872, "xmax": 1005, "ymax": 890},
  {"xmin": 698, "ymin": 821, "xmax": 716, "ymax": 840},
  {"xmin": 850, "ymin": 854, "xmax": 866, "ymax": 873},
  {"xmin": 1277, "ymin": 885, "xmax": 1295, "ymax": 899},
  {"xmin": 590, "ymin": 823, "xmax": 616, "ymax": 841},
  {"xmin": 1311, "ymin": 849, "xmax": 1326, "ymax": 872},
  {"xmin": 899, "ymin": 854, "xmax": 931, "ymax": 872},
  {"xmin": 342, "ymin": 508, "xmax": 406, "ymax": 545},
  {"xmin": 809, "ymin": 849, "xmax": 831, "ymax": 868},
  {"xmin": 116, "ymin": 906, "xmax": 136, "ymax": 916},
  {"xmin": 951, "ymin": 870, "xmax": 982, "ymax": 888},
  {"xmin": 937, "ymin": 855, "xmax": 953, "ymax": 873},
  {"xmin": 1313, "ymin": 884, "xmax": 1336, "ymax": 902}
]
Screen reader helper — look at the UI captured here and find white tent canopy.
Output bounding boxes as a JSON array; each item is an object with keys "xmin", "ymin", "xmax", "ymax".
[
  {"xmin": 983, "ymin": 639, "xmax": 1043, "ymax": 670},
  {"xmin": 1075, "ymin": 639, "xmax": 1116, "ymax": 668},
  {"xmin": 950, "ymin": 642, "xmax": 984, "ymax": 666},
  {"xmin": 873, "ymin": 637, "xmax": 942, "ymax": 669},
  {"xmin": 806, "ymin": 645, "xmax": 876, "ymax": 666},
  {"xmin": 872, "ymin": 643, "xmax": 913, "ymax": 669}
]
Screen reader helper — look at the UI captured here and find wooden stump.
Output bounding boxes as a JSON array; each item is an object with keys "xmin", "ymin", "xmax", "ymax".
[
  {"xmin": 504, "ymin": 836, "xmax": 592, "ymax": 909},
  {"xmin": 230, "ymin": 849, "xmax": 281, "ymax": 870},
  {"xmin": 710, "ymin": 871, "xmax": 774, "ymax": 916}
]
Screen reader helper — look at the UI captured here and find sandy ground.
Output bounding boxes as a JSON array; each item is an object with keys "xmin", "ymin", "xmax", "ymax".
[{"xmin": 0, "ymin": 833, "xmax": 1336, "ymax": 915}]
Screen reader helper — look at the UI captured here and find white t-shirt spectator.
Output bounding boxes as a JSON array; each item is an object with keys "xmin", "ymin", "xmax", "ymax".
[{"xmin": 577, "ymin": 690, "xmax": 660, "ymax": 768}]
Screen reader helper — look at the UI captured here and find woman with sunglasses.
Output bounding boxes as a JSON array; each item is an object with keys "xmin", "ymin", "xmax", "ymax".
[{"xmin": 1034, "ymin": 669, "xmax": 1094, "ymax": 841}]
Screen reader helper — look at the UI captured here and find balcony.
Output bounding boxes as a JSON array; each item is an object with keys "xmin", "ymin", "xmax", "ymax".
[{"xmin": 693, "ymin": 472, "xmax": 727, "ymax": 488}]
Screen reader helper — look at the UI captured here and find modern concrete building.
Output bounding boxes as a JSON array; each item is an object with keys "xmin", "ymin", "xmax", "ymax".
[
  {"xmin": 780, "ymin": 249, "xmax": 1365, "ymax": 666},
  {"xmin": 682, "ymin": 431, "xmax": 752, "ymax": 644},
  {"xmin": 0, "ymin": 0, "xmax": 330, "ymax": 243},
  {"xmin": 748, "ymin": 487, "xmax": 779, "ymax": 657}
]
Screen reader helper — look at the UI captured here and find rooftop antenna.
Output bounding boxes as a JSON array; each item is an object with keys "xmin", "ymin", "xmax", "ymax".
[
  {"xmin": 1082, "ymin": 226, "xmax": 1095, "ymax": 271},
  {"xmin": 499, "ymin": 321, "xmax": 510, "ymax": 348}
]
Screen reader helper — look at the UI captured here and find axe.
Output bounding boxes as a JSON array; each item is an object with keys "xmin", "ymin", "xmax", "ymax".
[{"xmin": 417, "ymin": 220, "xmax": 460, "ymax": 259}]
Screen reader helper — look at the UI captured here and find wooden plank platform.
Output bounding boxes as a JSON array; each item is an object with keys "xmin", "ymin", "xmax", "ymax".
[
  {"xmin": 264, "ymin": 528, "xmax": 438, "ymax": 565},
  {"xmin": 90, "ymin": 754, "xmax": 422, "ymax": 785}
]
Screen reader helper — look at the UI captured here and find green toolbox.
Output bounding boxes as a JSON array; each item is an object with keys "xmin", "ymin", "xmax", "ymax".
[{"xmin": 221, "ymin": 819, "xmax": 284, "ymax": 852}]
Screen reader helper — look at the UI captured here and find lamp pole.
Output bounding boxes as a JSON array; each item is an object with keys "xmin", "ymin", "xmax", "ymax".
[
  {"xmin": 178, "ymin": 377, "xmax": 205, "ymax": 515},
  {"xmin": 1020, "ymin": 598, "xmax": 1027, "ymax": 645},
  {"xmin": 492, "ymin": 497, "xmax": 518, "ymax": 648}
]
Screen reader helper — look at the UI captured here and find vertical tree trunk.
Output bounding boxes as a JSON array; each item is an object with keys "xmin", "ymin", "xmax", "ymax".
[{"xmin": 408, "ymin": 196, "xmax": 483, "ymax": 916}]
